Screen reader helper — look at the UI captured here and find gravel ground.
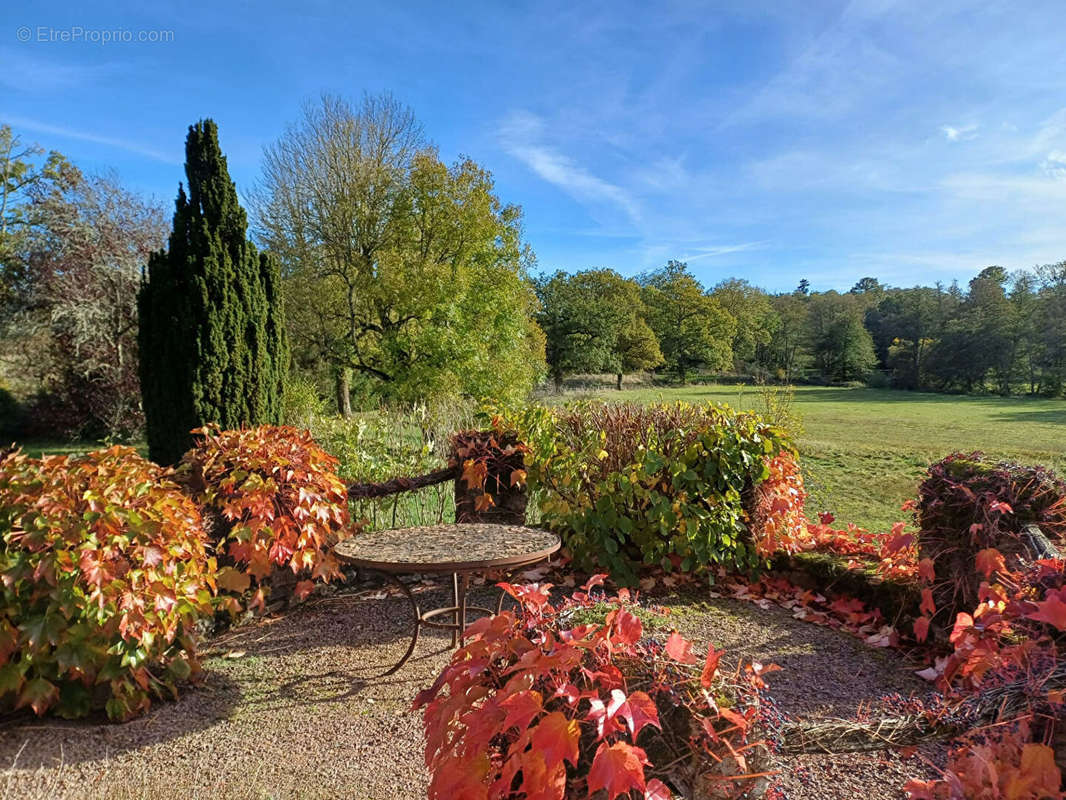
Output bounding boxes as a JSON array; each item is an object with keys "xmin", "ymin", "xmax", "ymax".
[{"xmin": 0, "ymin": 579, "xmax": 943, "ymax": 800}]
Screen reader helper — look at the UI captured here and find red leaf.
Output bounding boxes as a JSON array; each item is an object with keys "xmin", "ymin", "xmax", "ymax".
[
  {"xmin": 292, "ymin": 580, "xmax": 315, "ymax": 601},
  {"xmin": 517, "ymin": 751, "xmax": 566, "ymax": 800},
  {"xmin": 664, "ymin": 631, "xmax": 697, "ymax": 664},
  {"xmin": 949, "ymin": 613, "xmax": 974, "ymax": 644},
  {"xmin": 917, "ymin": 557, "xmax": 935, "ymax": 584},
  {"xmin": 645, "ymin": 779, "xmax": 673, "ymax": 799},
  {"xmin": 588, "ymin": 741, "xmax": 650, "ymax": 800},
  {"xmin": 530, "ymin": 711, "xmax": 580, "ymax": 769},
  {"xmin": 913, "ymin": 616, "xmax": 931, "ymax": 643},
  {"xmin": 701, "ymin": 644, "xmax": 723, "ymax": 687},
  {"xmin": 582, "ymin": 574, "xmax": 607, "ymax": 593},
  {"xmin": 974, "ymin": 548, "xmax": 1006, "ymax": 578},
  {"xmin": 499, "ymin": 689, "xmax": 543, "ymax": 733},
  {"xmin": 613, "ymin": 690, "xmax": 661, "ymax": 739},
  {"xmin": 1027, "ymin": 591, "xmax": 1066, "ymax": 631},
  {"xmin": 920, "ymin": 588, "xmax": 936, "ymax": 617},
  {"xmin": 611, "ymin": 609, "xmax": 643, "ymax": 645}
]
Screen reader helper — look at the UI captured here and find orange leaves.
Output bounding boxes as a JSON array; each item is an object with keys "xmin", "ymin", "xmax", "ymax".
[
  {"xmin": 588, "ymin": 741, "xmax": 651, "ymax": 799},
  {"xmin": 1007, "ymin": 744, "xmax": 1061, "ymax": 800},
  {"xmin": 920, "ymin": 588, "xmax": 937, "ymax": 617},
  {"xmin": 749, "ymin": 452, "xmax": 810, "ymax": 558},
  {"xmin": 918, "ymin": 557, "xmax": 936, "ymax": 583},
  {"xmin": 499, "ymin": 689, "xmax": 543, "ymax": 732},
  {"xmin": 461, "ymin": 458, "xmax": 489, "ymax": 490},
  {"xmin": 701, "ymin": 643, "xmax": 724, "ymax": 687},
  {"xmin": 530, "ymin": 711, "xmax": 580, "ymax": 768},
  {"xmin": 0, "ymin": 446, "xmax": 213, "ymax": 719},
  {"xmin": 182, "ymin": 425, "xmax": 353, "ymax": 615},
  {"xmin": 975, "ymin": 547, "xmax": 1007, "ymax": 579},
  {"xmin": 913, "ymin": 616, "xmax": 931, "ymax": 643}
]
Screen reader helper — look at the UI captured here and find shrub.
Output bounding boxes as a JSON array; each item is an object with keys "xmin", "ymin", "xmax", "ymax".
[
  {"xmin": 0, "ymin": 447, "xmax": 214, "ymax": 720},
  {"xmin": 749, "ymin": 451, "xmax": 809, "ymax": 557},
  {"xmin": 451, "ymin": 428, "xmax": 529, "ymax": 524},
  {"xmin": 415, "ymin": 578, "xmax": 773, "ymax": 800},
  {"xmin": 917, "ymin": 452, "xmax": 1066, "ymax": 623},
  {"xmin": 491, "ymin": 401, "xmax": 794, "ymax": 583},
  {"xmin": 178, "ymin": 425, "xmax": 353, "ymax": 611}
]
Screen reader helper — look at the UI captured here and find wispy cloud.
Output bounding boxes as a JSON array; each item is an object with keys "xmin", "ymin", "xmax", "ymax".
[
  {"xmin": 1, "ymin": 115, "xmax": 177, "ymax": 163},
  {"xmin": 940, "ymin": 123, "xmax": 978, "ymax": 142},
  {"xmin": 0, "ymin": 48, "xmax": 121, "ymax": 92},
  {"xmin": 1041, "ymin": 150, "xmax": 1066, "ymax": 180},
  {"xmin": 682, "ymin": 242, "xmax": 767, "ymax": 262},
  {"xmin": 498, "ymin": 111, "xmax": 641, "ymax": 223}
]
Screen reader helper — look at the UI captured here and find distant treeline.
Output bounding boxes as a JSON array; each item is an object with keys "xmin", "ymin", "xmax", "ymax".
[{"xmin": 536, "ymin": 261, "xmax": 1066, "ymax": 397}]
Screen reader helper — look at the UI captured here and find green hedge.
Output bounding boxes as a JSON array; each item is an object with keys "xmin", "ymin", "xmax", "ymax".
[{"xmin": 491, "ymin": 400, "xmax": 793, "ymax": 583}]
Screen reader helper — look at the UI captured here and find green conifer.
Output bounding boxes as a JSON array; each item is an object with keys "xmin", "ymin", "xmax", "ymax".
[{"xmin": 139, "ymin": 120, "xmax": 287, "ymax": 464}]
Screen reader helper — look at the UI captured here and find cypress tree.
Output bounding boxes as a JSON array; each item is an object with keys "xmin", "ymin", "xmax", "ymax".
[{"xmin": 139, "ymin": 119, "xmax": 288, "ymax": 465}]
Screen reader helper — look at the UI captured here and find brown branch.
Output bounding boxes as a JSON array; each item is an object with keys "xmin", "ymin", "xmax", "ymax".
[
  {"xmin": 347, "ymin": 466, "xmax": 457, "ymax": 500},
  {"xmin": 779, "ymin": 663, "xmax": 1066, "ymax": 755}
]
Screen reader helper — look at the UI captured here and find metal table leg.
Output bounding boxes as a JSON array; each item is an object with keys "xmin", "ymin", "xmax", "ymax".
[{"xmin": 378, "ymin": 571, "xmax": 421, "ymax": 677}]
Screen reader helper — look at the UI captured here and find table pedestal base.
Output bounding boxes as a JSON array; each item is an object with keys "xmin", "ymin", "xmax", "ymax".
[{"xmin": 375, "ymin": 571, "xmax": 509, "ymax": 676}]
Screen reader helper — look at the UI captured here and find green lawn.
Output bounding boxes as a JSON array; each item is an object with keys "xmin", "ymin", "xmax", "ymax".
[{"xmin": 597, "ymin": 385, "xmax": 1066, "ymax": 532}]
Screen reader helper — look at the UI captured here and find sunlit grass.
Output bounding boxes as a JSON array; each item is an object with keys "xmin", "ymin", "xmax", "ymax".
[{"xmin": 600, "ymin": 384, "xmax": 1066, "ymax": 532}]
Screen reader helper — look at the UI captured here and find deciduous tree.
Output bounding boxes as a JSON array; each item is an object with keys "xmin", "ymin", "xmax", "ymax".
[
  {"xmin": 639, "ymin": 261, "xmax": 735, "ymax": 382},
  {"xmin": 252, "ymin": 94, "xmax": 544, "ymax": 409}
]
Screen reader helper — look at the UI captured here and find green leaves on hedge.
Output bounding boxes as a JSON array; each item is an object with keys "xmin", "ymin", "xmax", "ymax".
[{"xmin": 492, "ymin": 400, "xmax": 793, "ymax": 584}]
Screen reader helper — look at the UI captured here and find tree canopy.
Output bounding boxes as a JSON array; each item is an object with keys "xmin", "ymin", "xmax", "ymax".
[{"xmin": 253, "ymin": 94, "xmax": 544, "ymax": 408}]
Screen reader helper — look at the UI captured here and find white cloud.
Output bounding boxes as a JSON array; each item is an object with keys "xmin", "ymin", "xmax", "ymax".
[
  {"xmin": 941, "ymin": 123, "xmax": 978, "ymax": 142},
  {"xmin": 1041, "ymin": 150, "xmax": 1066, "ymax": 180},
  {"xmin": 4, "ymin": 115, "xmax": 177, "ymax": 163},
  {"xmin": 498, "ymin": 111, "xmax": 640, "ymax": 223}
]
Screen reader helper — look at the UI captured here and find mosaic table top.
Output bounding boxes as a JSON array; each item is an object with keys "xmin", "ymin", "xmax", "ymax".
[{"xmin": 334, "ymin": 523, "xmax": 561, "ymax": 573}]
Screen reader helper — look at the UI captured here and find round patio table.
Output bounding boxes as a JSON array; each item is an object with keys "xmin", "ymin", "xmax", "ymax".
[{"xmin": 334, "ymin": 523, "xmax": 560, "ymax": 675}]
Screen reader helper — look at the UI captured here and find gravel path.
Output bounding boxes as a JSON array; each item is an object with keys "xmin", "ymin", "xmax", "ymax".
[{"xmin": 0, "ymin": 580, "xmax": 942, "ymax": 800}]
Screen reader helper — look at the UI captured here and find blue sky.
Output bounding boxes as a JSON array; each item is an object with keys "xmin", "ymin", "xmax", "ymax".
[{"xmin": 4, "ymin": 0, "xmax": 1066, "ymax": 292}]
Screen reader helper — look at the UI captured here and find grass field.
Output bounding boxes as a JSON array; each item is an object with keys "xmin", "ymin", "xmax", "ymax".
[{"xmin": 592, "ymin": 384, "xmax": 1066, "ymax": 532}]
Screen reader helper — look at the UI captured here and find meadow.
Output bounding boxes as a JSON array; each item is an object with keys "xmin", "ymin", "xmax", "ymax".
[{"xmin": 595, "ymin": 384, "xmax": 1066, "ymax": 532}]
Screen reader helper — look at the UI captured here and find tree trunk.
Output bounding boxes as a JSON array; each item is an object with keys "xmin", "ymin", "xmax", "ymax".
[
  {"xmin": 335, "ymin": 368, "xmax": 352, "ymax": 418},
  {"xmin": 616, "ymin": 373, "xmax": 623, "ymax": 391}
]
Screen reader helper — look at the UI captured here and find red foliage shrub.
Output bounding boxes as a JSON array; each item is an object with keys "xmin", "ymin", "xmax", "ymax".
[
  {"xmin": 917, "ymin": 452, "xmax": 1066, "ymax": 621},
  {"xmin": 415, "ymin": 578, "xmax": 775, "ymax": 800},
  {"xmin": 179, "ymin": 425, "xmax": 354, "ymax": 612},
  {"xmin": 0, "ymin": 447, "xmax": 214, "ymax": 720},
  {"xmin": 749, "ymin": 451, "xmax": 808, "ymax": 557}
]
